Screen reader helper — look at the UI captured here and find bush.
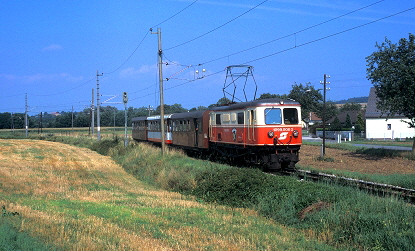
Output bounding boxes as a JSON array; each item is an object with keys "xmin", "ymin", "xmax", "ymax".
[
  {"xmin": 90, "ymin": 137, "xmax": 120, "ymax": 155},
  {"xmin": 193, "ymin": 168, "xmax": 275, "ymax": 208}
]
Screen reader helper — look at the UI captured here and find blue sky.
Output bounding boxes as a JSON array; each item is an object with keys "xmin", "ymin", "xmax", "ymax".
[{"xmin": 1, "ymin": 0, "xmax": 414, "ymax": 115}]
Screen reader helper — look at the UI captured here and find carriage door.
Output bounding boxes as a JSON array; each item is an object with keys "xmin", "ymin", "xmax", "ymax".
[
  {"xmin": 194, "ymin": 118, "xmax": 199, "ymax": 147},
  {"xmin": 247, "ymin": 109, "xmax": 256, "ymax": 143}
]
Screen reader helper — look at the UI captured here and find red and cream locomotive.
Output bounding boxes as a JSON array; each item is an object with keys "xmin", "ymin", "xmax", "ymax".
[{"xmin": 132, "ymin": 98, "xmax": 301, "ymax": 171}]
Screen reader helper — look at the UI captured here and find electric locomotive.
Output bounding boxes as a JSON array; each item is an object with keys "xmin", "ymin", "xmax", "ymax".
[{"xmin": 131, "ymin": 98, "xmax": 302, "ymax": 171}]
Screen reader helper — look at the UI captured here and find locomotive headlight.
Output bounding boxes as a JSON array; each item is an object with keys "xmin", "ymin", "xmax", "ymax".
[
  {"xmin": 268, "ymin": 130, "xmax": 274, "ymax": 138},
  {"xmin": 293, "ymin": 130, "xmax": 299, "ymax": 138}
]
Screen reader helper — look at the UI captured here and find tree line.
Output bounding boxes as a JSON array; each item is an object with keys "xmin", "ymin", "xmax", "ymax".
[{"xmin": 0, "ymin": 87, "xmax": 364, "ymax": 130}]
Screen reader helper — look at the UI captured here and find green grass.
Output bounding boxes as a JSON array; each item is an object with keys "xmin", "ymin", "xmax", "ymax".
[
  {"xmin": 0, "ymin": 218, "xmax": 59, "ymax": 251},
  {"xmin": 351, "ymin": 139, "xmax": 413, "ymax": 147},
  {"xmin": 303, "ymin": 140, "xmax": 415, "ymax": 160},
  {"xmin": 5, "ymin": 134, "xmax": 415, "ymax": 250}
]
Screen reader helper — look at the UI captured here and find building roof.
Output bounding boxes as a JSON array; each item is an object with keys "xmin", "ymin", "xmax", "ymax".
[
  {"xmin": 365, "ymin": 87, "xmax": 405, "ymax": 119},
  {"xmin": 327, "ymin": 110, "xmax": 364, "ymax": 124}
]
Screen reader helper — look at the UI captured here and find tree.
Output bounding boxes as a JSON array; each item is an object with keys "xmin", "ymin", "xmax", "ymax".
[
  {"xmin": 0, "ymin": 113, "xmax": 12, "ymax": 129},
  {"xmin": 340, "ymin": 102, "xmax": 362, "ymax": 112},
  {"xmin": 354, "ymin": 111, "xmax": 365, "ymax": 133},
  {"xmin": 314, "ymin": 101, "xmax": 338, "ymax": 123},
  {"xmin": 287, "ymin": 83, "xmax": 323, "ymax": 125},
  {"xmin": 257, "ymin": 93, "xmax": 288, "ymax": 100},
  {"xmin": 366, "ymin": 33, "xmax": 415, "ymax": 152},
  {"xmin": 154, "ymin": 103, "xmax": 187, "ymax": 115},
  {"xmin": 330, "ymin": 117, "xmax": 342, "ymax": 131},
  {"xmin": 208, "ymin": 97, "xmax": 231, "ymax": 108},
  {"xmin": 345, "ymin": 113, "xmax": 352, "ymax": 129},
  {"xmin": 55, "ymin": 112, "xmax": 72, "ymax": 128},
  {"xmin": 189, "ymin": 106, "xmax": 208, "ymax": 111}
]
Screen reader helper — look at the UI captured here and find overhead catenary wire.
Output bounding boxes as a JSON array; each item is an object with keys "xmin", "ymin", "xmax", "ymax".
[
  {"xmin": 157, "ymin": 0, "xmax": 386, "ymax": 85},
  {"xmin": 7, "ymin": 2, "xmax": 412, "ymax": 112},
  {"xmin": 29, "ymin": 77, "xmax": 95, "ymax": 97},
  {"xmin": 199, "ymin": 0, "xmax": 386, "ymax": 66},
  {"xmin": 2, "ymin": 0, "xmax": 200, "ymax": 104},
  {"xmin": 164, "ymin": 0, "xmax": 269, "ymax": 51},
  {"xmin": 104, "ymin": 0, "xmax": 199, "ymax": 75},
  {"xmin": 132, "ymin": 5, "xmax": 415, "ymax": 99},
  {"xmin": 242, "ymin": 6, "xmax": 415, "ymax": 65},
  {"xmin": 103, "ymin": 31, "xmax": 150, "ymax": 75},
  {"xmin": 151, "ymin": 0, "xmax": 199, "ymax": 29}
]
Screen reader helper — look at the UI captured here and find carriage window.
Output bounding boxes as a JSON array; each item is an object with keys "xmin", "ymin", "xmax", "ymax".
[
  {"xmin": 237, "ymin": 112, "xmax": 244, "ymax": 124},
  {"xmin": 283, "ymin": 108, "xmax": 299, "ymax": 124},
  {"xmin": 222, "ymin": 113, "xmax": 231, "ymax": 123},
  {"xmin": 265, "ymin": 108, "xmax": 282, "ymax": 124},
  {"xmin": 216, "ymin": 114, "xmax": 221, "ymax": 125},
  {"xmin": 230, "ymin": 113, "xmax": 237, "ymax": 123}
]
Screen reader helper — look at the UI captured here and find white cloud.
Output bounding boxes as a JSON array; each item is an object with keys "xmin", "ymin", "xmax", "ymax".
[
  {"xmin": 42, "ymin": 44, "xmax": 63, "ymax": 51},
  {"xmin": 120, "ymin": 65, "xmax": 158, "ymax": 78}
]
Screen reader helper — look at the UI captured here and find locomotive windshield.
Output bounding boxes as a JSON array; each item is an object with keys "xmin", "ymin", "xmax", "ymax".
[
  {"xmin": 283, "ymin": 108, "xmax": 299, "ymax": 124},
  {"xmin": 265, "ymin": 107, "xmax": 299, "ymax": 125},
  {"xmin": 265, "ymin": 108, "xmax": 282, "ymax": 124}
]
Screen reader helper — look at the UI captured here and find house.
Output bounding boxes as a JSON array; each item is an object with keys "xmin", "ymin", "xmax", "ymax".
[
  {"xmin": 365, "ymin": 87, "xmax": 415, "ymax": 139},
  {"xmin": 307, "ymin": 112, "xmax": 322, "ymax": 125}
]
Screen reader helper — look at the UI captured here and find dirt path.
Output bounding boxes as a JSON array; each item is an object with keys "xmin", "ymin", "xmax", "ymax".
[{"xmin": 299, "ymin": 145, "xmax": 415, "ymax": 175}]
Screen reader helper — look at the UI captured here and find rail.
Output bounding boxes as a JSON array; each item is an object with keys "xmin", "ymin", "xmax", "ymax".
[{"xmin": 289, "ymin": 169, "xmax": 415, "ymax": 203}]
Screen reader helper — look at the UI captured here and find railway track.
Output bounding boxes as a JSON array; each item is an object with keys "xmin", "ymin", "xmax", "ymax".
[{"xmin": 284, "ymin": 169, "xmax": 415, "ymax": 203}]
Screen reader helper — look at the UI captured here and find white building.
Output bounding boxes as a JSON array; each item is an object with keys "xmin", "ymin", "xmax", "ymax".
[{"xmin": 365, "ymin": 88, "xmax": 415, "ymax": 139}]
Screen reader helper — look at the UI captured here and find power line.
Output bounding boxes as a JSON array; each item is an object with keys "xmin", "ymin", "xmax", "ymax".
[
  {"xmin": 29, "ymin": 77, "xmax": 95, "ymax": 97},
  {"xmin": 199, "ymin": 0, "xmax": 386, "ymax": 66},
  {"xmin": 104, "ymin": 31, "xmax": 150, "ymax": 74},
  {"xmin": 243, "ymin": 6, "xmax": 415, "ymax": 65},
  {"xmin": 165, "ymin": 0, "xmax": 269, "ymax": 51},
  {"xmin": 133, "ymin": 5, "xmax": 414, "ymax": 98},
  {"xmin": 151, "ymin": 0, "xmax": 199, "ymax": 29},
  {"xmin": 104, "ymin": 0, "xmax": 199, "ymax": 75}
]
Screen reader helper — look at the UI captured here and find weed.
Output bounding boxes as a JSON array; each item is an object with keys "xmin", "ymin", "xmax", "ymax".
[
  {"xmin": 316, "ymin": 156, "xmax": 335, "ymax": 162},
  {"xmin": 0, "ymin": 218, "xmax": 59, "ymax": 251}
]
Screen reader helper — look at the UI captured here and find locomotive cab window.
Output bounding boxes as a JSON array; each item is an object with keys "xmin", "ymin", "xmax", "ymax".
[
  {"xmin": 237, "ymin": 112, "xmax": 244, "ymax": 124},
  {"xmin": 265, "ymin": 108, "xmax": 282, "ymax": 124},
  {"xmin": 283, "ymin": 108, "xmax": 299, "ymax": 124},
  {"xmin": 216, "ymin": 114, "xmax": 221, "ymax": 125}
]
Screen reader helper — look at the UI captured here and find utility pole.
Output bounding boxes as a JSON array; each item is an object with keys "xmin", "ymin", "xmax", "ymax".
[
  {"xmin": 11, "ymin": 113, "xmax": 14, "ymax": 132},
  {"xmin": 40, "ymin": 112, "xmax": 42, "ymax": 133},
  {"xmin": 91, "ymin": 88, "xmax": 95, "ymax": 135},
  {"xmin": 151, "ymin": 27, "xmax": 166, "ymax": 154},
  {"xmin": 25, "ymin": 93, "xmax": 28, "ymax": 137},
  {"xmin": 96, "ymin": 71, "xmax": 103, "ymax": 141},
  {"xmin": 123, "ymin": 92, "xmax": 129, "ymax": 147},
  {"xmin": 71, "ymin": 105, "xmax": 74, "ymax": 133},
  {"xmin": 321, "ymin": 74, "xmax": 330, "ymax": 157}
]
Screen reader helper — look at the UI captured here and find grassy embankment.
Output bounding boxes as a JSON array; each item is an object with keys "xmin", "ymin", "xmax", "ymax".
[
  {"xmin": 1, "ymin": 134, "xmax": 415, "ymax": 250},
  {"xmin": 1, "ymin": 137, "xmax": 335, "ymax": 250}
]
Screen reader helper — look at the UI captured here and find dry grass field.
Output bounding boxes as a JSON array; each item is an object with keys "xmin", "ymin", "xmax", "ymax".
[{"xmin": 0, "ymin": 139, "xmax": 330, "ymax": 250}]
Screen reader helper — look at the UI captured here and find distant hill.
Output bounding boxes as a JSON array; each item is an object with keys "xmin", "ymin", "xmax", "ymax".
[{"xmin": 335, "ymin": 96, "xmax": 368, "ymax": 104}]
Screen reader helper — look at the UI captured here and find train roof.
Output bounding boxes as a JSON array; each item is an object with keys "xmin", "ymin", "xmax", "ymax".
[
  {"xmin": 131, "ymin": 114, "xmax": 172, "ymax": 122},
  {"xmin": 131, "ymin": 111, "xmax": 207, "ymax": 122},
  {"xmin": 210, "ymin": 98, "xmax": 300, "ymax": 111},
  {"xmin": 170, "ymin": 110, "xmax": 207, "ymax": 119},
  {"xmin": 131, "ymin": 98, "xmax": 300, "ymax": 122}
]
